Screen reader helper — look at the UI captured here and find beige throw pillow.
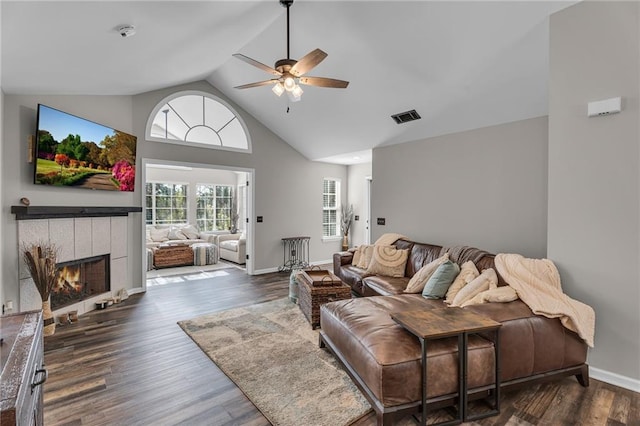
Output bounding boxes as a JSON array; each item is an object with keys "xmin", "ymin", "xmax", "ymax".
[
  {"xmin": 356, "ymin": 245, "xmax": 375, "ymax": 269},
  {"xmin": 150, "ymin": 227, "xmax": 170, "ymax": 242},
  {"xmin": 351, "ymin": 246, "xmax": 362, "ymax": 266},
  {"xmin": 180, "ymin": 225, "xmax": 200, "ymax": 240},
  {"xmin": 444, "ymin": 261, "xmax": 480, "ymax": 305},
  {"xmin": 366, "ymin": 246, "xmax": 409, "ymax": 277},
  {"xmin": 460, "ymin": 286, "xmax": 518, "ymax": 307},
  {"xmin": 404, "ymin": 253, "xmax": 450, "ymax": 294},
  {"xmin": 450, "ymin": 268, "xmax": 498, "ymax": 307},
  {"xmin": 168, "ymin": 227, "xmax": 188, "ymax": 240}
]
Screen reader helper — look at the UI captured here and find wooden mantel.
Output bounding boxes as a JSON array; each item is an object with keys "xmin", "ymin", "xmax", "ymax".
[{"xmin": 10, "ymin": 206, "xmax": 142, "ymax": 220}]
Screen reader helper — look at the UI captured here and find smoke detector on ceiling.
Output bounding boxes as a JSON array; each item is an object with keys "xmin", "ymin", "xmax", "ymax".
[{"xmin": 117, "ymin": 25, "xmax": 136, "ymax": 38}]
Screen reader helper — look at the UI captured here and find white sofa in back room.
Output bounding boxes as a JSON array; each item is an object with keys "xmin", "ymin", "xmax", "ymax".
[
  {"xmin": 146, "ymin": 224, "xmax": 227, "ymax": 249},
  {"xmin": 218, "ymin": 233, "xmax": 246, "ymax": 264}
]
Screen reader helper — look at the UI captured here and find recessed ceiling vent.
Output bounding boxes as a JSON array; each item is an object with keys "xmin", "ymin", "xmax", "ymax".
[{"xmin": 391, "ymin": 109, "xmax": 421, "ymax": 124}]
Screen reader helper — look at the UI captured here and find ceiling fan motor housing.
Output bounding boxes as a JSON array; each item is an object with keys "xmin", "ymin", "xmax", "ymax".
[{"xmin": 280, "ymin": 0, "xmax": 294, "ymax": 8}]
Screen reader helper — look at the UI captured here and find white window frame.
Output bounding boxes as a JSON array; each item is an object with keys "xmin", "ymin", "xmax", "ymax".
[
  {"xmin": 195, "ymin": 184, "xmax": 234, "ymax": 232},
  {"xmin": 322, "ymin": 178, "xmax": 341, "ymax": 240},
  {"xmin": 145, "ymin": 90, "xmax": 252, "ymax": 154},
  {"xmin": 145, "ymin": 182, "xmax": 189, "ymax": 225}
]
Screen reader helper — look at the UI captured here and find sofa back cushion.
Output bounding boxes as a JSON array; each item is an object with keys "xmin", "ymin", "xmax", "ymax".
[{"xmin": 404, "ymin": 242, "xmax": 443, "ymax": 278}]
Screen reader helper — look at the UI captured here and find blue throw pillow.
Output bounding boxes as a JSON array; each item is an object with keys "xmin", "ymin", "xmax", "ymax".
[{"xmin": 422, "ymin": 260, "xmax": 460, "ymax": 299}]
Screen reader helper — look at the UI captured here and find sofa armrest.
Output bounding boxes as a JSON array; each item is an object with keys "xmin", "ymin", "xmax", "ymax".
[
  {"xmin": 333, "ymin": 251, "xmax": 353, "ymax": 275},
  {"xmin": 218, "ymin": 234, "xmax": 240, "ymax": 243},
  {"xmin": 199, "ymin": 234, "xmax": 219, "ymax": 245}
]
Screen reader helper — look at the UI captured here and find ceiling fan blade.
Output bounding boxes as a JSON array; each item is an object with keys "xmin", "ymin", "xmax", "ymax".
[
  {"xmin": 233, "ymin": 53, "xmax": 281, "ymax": 76},
  {"xmin": 234, "ymin": 80, "xmax": 279, "ymax": 89},
  {"xmin": 290, "ymin": 49, "xmax": 328, "ymax": 77},
  {"xmin": 299, "ymin": 76, "xmax": 349, "ymax": 89}
]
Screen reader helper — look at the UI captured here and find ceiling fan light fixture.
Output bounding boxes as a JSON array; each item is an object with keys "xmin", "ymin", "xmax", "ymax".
[
  {"xmin": 283, "ymin": 76, "xmax": 296, "ymax": 92},
  {"xmin": 292, "ymin": 84, "xmax": 303, "ymax": 98},
  {"xmin": 272, "ymin": 82, "xmax": 285, "ymax": 96}
]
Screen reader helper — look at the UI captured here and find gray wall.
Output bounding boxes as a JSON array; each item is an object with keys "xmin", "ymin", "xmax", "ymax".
[
  {"xmin": 371, "ymin": 116, "xmax": 548, "ymax": 257},
  {"xmin": 0, "ymin": 86, "xmax": 4, "ymax": 312},
  {"xmin": 2, "ymin": 81, "xmax": 347, "ymax": 310},
  {"xmin": 347, "ymin": 162, "xmax": 372, "ymax": 247},
  {"xmin": 548, "ymin": 1, "xmax": 640, "ymax": 382}
]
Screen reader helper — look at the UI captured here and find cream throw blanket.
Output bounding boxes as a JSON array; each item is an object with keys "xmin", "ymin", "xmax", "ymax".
[
  {"xmin": 495, "ymin": 254, "xmax": 595, "ymax": 347},
  {"xmin": 374, "ymin": 233, "xmax": 408, "ymax": 246}
]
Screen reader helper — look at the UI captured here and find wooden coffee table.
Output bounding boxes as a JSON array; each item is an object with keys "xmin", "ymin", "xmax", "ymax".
[{"xmin": 391, "ymin": 307, "xmax": 501, "ymax": 425}]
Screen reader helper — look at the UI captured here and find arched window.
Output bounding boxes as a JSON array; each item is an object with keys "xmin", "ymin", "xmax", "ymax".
[{"xmin": 146, "ymin": 91, "xmax": 251, "ymax": 153}]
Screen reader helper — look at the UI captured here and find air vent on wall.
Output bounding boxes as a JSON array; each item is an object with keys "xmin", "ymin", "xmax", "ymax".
[{"xmin": 391, "ymin": 109, "xmax": 421, "ymax": 124}]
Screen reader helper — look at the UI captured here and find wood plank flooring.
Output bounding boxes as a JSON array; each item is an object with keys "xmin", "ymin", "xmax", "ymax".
[{"xmin": 43, "ymin": 268, "xmax": 640, "ymax": 425}]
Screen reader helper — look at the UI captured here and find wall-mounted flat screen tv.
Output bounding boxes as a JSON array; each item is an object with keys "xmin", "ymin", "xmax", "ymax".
[{"xmin": 34, "ymin": 104, "xmax": 137, "ymax": 192}]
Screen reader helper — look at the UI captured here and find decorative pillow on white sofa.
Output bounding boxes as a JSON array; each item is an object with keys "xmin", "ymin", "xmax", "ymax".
[
  {"xmin": 168, "ymin": 227, "xmax": 188, "ymax": 240},
  {"xmin": 180, "ymin": 225, "xmax": 200, "ymax": 240},
  {"xmin": 150, "ymin": 227, "xmax": 170, "ymax": 242}
]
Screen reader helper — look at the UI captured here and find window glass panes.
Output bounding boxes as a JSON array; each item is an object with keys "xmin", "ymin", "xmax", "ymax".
[{"xmin": 148, "ymin": 92, "xmax": 249, "ymax": 151}]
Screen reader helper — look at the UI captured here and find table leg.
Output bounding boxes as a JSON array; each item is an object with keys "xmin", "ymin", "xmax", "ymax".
[
  {"xmin": 460, "ymin": 333, "xmax": 467, "ymax": 421},
  {"xmin": 421, "ymin": 337, "xmax": 427, "ymax": 426}
]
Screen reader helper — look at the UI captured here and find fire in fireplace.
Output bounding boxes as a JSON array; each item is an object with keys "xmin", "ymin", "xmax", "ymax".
[{"xmin": 53, "ymin": 254, "xmax": 110, "ymax": 310}]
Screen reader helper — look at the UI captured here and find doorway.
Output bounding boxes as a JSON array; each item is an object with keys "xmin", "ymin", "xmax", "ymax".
[{"xmin": 141, "ymin": 158, "xmax": 254, "ymax": 289}]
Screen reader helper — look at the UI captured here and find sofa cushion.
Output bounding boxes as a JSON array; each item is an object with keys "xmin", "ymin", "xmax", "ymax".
[
  {"xmin": 180, "ymin": 224, "xmax": 200, "ymax": 239},
  {"xmin": 450, "ymin": 268, "xmax": 498, "ymax": 307},
  {"xmin": 168, "ymin": 226, "xmax": 188, "ymax": 240},
  {"xmin": 149, "ymin": 227, "xmax": 170, "ymax": 242},
  {"xmin": 366, "ymin": 246, "xmax": 409, "ymax": 278},
  {"xmin": 404, "ymin": 253, "xmax": 449, "ymax": 294},
  {"xmin": 403, "ymin": 242, "xmax": 441, "ymax": 278},
  {"xmin": 422, "ymin": 260, "xmax": 460, "ymax": 299},
  {"xmin": 220, "ymin": 240, "xmax": 239, "ymax": 251},
  {"xmin": 363, "ymin": 275, "xmax": 410, "ymax": 296},
  {"xmin": 445, "ymin": 261, "xmax": 480, "ymax": 305}
]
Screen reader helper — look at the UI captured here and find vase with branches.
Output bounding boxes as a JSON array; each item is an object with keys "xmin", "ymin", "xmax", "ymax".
[
  {"xmin": 22, "ymin": 242, "xmax": 59, "ymax": 336},
  {"xmin": 340, "ymin": 204, "xmax": 354, "ymax": 251}
]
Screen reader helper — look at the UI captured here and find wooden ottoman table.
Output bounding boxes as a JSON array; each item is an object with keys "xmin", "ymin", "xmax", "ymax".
[
  {"xmin": 296, "ymin": 269, "xmax": 351, "ymax": 329},
  {"xmin": 153, "ymin": 244, "xmax": 194, "ymax": 268}
]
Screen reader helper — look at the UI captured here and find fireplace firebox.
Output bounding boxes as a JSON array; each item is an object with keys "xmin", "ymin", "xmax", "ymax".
[{"xmin": 53, "ymin": 254, "xmax": 110, "ymax": 310}]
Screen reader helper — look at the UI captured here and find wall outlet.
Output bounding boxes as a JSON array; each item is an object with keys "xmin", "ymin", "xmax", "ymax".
[{"xmin": 354, "ymin": 215, "xmax": 359, "ymax": 221}]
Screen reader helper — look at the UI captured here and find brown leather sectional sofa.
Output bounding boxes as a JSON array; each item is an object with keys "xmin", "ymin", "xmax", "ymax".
[{"xmin": 320, "ymin": 240, "xmax": 589, "ymax": 425}]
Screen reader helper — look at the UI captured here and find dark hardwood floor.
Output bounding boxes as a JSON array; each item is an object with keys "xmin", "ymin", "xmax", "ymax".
[{"xmin": 43, "ymin": 268, "xmax": 640, "ymax": 425}]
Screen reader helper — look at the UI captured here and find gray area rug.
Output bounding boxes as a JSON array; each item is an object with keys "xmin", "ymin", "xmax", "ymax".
[{"xmin": 178, "ymin": 298, "xmax": 373, "ymax": 426}]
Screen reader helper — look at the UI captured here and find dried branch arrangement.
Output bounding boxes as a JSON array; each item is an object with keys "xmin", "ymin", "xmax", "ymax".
[{"xmin": 22, "ymin": 242, "xmax": 59, "ymax": 302}]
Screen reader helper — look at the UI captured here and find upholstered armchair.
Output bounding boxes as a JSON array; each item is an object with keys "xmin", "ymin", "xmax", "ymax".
[{"xmin": 218, "ymin": 233, "xmax": 246, "ymax": 264}]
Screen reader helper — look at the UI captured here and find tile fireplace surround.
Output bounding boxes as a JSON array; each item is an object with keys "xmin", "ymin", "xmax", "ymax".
[{"xmin": 14, "ymin": 206, "xmax": 140, "ymax": 318}]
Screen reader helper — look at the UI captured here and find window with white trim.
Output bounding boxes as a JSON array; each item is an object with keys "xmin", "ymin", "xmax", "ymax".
[
  {"xmin": 145, "ymin": 183, "xmax": 188, "ymax": 225},
  {"xmin": 146, "ymin": 91, "xmax": 251, "ymax": 153},
  {"xmin": 196, "ymin": 184, "xmax": 233, "ymax": 231},
  {"xmin": 323, "ymin": 178, "xmax": 340, "ymax": 238}
]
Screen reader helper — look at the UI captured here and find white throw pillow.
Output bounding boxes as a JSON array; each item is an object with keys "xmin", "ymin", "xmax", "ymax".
[
  {"xmin": 180, "ymin": 225, "xmax": 200, "ymax": 239},
  {"xmin": 150, "ymin": 227, "xmax": 170, "ymax": 242},
  {"xmin": 168, "ymin": 227, "xmax": 188, "ymax": 240},
  {"xmin": 404, "ymin": 253, "xmax": 450, "ymax": 294},
  {"xmin": 450, "ymin": 268, "xmax": 498, "ymax": 307},
  {"xmin": 444, "ymin": 261, "xmax": 480, "ymax": 305}
]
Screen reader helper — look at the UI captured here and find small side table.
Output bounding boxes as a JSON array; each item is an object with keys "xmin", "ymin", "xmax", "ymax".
[
  {"xmin": 278, "ymin": 236, "xmax": 310, "ymax": 272},
  {"xmin": 391, "ymin": 307, "xmax": 501, "ymax": 425}
]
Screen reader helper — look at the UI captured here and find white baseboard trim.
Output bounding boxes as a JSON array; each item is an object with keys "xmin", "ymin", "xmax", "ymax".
[{"xmin": 590, "ymin": 366, "xmax": 640, "ymax": 392}]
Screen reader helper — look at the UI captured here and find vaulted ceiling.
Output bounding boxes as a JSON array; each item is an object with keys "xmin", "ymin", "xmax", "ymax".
[{"xmin": 1, "ymin": 1, "xmax": 575, "ymax": 163}]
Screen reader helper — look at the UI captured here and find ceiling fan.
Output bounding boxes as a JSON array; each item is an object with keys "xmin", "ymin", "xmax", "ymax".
[{"xmin": 233, "ymin": 0, "xmax": 349, "ymax": 102}]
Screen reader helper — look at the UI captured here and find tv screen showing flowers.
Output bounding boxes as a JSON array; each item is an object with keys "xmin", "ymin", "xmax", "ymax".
[{"xmin": 34, "ymin": 104, "xmax": 137, "ymax": 192}]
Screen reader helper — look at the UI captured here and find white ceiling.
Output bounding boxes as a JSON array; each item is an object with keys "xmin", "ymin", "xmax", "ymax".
[{"xmin": 1, "ymin": 1, "xmax": 575, "ymax": 163}]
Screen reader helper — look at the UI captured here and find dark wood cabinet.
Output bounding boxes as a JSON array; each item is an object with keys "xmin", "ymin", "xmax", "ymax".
[{"xmin": 0, "ymin": 311, "xmax": 45, "ymax": 426}]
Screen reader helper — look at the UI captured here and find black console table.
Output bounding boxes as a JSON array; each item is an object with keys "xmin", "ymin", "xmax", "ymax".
[{"xmin": 278, "ymin": 236, "xmax": 310, "ymax": 272}]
